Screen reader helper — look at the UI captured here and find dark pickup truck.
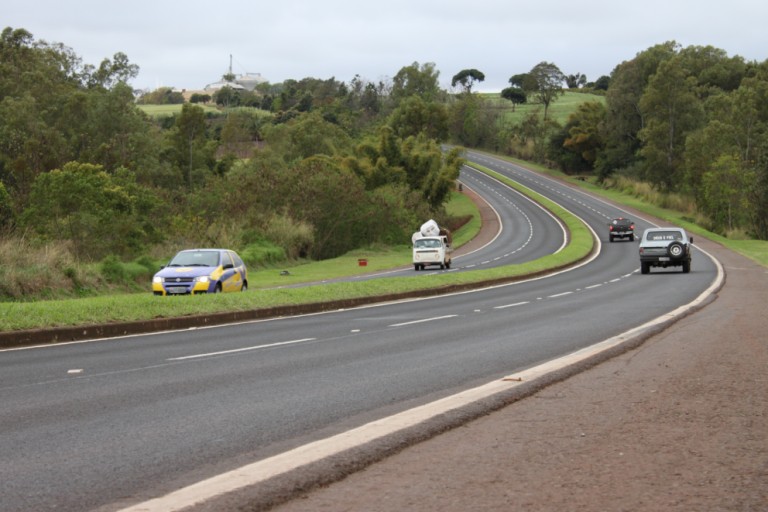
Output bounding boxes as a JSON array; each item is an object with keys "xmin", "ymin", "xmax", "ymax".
[{"xmin": 608, "ymin": 217, "xmax": 635, "ymax": 242}]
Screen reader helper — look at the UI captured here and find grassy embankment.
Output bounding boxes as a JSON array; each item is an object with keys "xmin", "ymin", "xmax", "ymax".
[{"xmin": 0, "ymin": 168, "xmax": 593, "ymax": 332}]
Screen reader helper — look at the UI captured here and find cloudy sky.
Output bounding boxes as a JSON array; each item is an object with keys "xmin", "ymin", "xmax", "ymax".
[{"xmin": 5, "ymin": 0, "xmax": 767, "ymax": 92}]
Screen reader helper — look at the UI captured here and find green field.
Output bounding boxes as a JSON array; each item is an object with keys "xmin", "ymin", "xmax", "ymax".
[
  {"xmin": 481, "ymin": 90, "xmax": 606, "ymax": 125},
  {"xmin": 137, "ymin": 103, "xmax": 222, "ymax": 117}
]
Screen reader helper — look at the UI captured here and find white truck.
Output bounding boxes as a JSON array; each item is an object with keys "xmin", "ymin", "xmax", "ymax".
[{"xmin": 412, "ymin": 219, "xmax": 453, "ymax": 271}]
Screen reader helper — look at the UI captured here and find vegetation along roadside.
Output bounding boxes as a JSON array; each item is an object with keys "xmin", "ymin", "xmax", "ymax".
[{"xmin": 0, "ymin": 171, "xmax": 593, "ymax": 333}]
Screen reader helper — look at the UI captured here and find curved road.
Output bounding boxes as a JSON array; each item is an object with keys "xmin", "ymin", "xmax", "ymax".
[{"xmin": 0, "ymin": 155, "xmax": 719, "ymax": 512}]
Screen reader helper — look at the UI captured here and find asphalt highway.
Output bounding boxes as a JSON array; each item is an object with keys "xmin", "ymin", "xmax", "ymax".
[{"xmin": 0, "ymin": 154, "xmax": 719, "ymax": 512}]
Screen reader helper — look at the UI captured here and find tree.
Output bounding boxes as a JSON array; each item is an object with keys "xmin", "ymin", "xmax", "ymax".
[
  {"xmin": 21, "ymin": 162, "xmax": 159, "ymax": 259},
  {"xmin": 560, "ymin": 101, "xmax": 606, "ymax": 172},
  {"xmin": 508, "ymin": 73, "xmax": 536, "ymax": 91},
  {"xmin": 83, "ymin": 52, "xmax": 139, "ymax": 90},
  {"xmin": 391, "ymin": 62, "xmax": 441, "ymax": 103},
  {"xmin": 387, "ymin": 96, "xmax": 448, "ymax": 141},
  {"xmin": 596, "ymin": 41, "xmax": 680, "ymax": 179},
  {"xmin": 500, "ymin": 87, "xmax": 527, "ymax": 111},
  {"xmin": 0, "ymin": 180, "xmax": 13, "ymax": 230},
  {"xmin": 701, "ymin": 155, "xmax": 755, "ymax": 233},
  {"xmin": 565, "ymin": 73, "xmax": 587, "ymax": 89},
  {"xmin": 451, "ymin": 69, "xmax": 485, "ymax": 94},
  {"xmin": 592, "ymin": 75, "xmax": 611, "ymax": 91},
  {"xmin": 638, "ymin": 57, "xmax": 704, "ymax": 190},
  {"xmin": 528, "ymin": 62, "xmax": 566, "ymax": 120},
  {"xmin": 170, "ymin": 103, "xmax": 214, "ymax": 187}
]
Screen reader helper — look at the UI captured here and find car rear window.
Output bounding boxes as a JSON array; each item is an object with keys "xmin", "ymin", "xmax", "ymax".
[{"xmin": 646, "ymin": 231, "xmax": 682, "ymax": 241}]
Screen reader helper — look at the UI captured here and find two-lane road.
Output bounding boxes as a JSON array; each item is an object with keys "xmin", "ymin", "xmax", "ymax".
[{"xmin": 0, "ymin": 155, "xmax": 719, "ymax": 512}]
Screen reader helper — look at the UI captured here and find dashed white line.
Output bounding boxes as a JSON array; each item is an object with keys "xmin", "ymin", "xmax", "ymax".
[
  {"xmin": 167, "ymin": 338, "xmax": 316, "ymax": 361},
  {"xmin": 494, "ymin": 301, "xmax": 530, "ymax": 309},
  {"xmin": 389, "ymin": 315, "xmax": 458, "ymax": 327}
]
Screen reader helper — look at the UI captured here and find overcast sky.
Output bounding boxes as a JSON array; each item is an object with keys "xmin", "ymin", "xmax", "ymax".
[{"xmin": 5, "ymin": 0, "xmax": 767, "ymax": 92}]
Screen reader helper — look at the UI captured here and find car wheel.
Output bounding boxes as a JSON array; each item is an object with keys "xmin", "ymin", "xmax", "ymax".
[
  {"xmin": 241, "ymin": 281, "xmax": 248, "ymax": 292},
  {"xmin": 630, "ymin": 234, "xmax": 635, "ymax": 242},
  {"xmin": 609, "ymin": 235, "xmax": 614, "ymax": 242},
  {"xmin": 641, "ymin": 262, "xmax": 650, "ymax": 274},
  {"xmin": 667, "ymin": 241, "xmax": 685, "ymax": 258},
  {"xmin": 214, "ymin": 282, "xmax": 222, "ymax": 293},
  {"xmin": 682, "ymin": 261, "xmax": 691, "ymax": 273}
]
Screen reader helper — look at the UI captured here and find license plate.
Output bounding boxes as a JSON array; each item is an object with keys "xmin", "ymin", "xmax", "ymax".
[
  {"xmin": 167, "ymin": 287, "xmax": 188, "ymax": 293},
  {"xmin": 659, "ymin": 257, "xmax": 670, "ymax": 261}
]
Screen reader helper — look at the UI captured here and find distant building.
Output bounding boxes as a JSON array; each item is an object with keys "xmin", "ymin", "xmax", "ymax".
[
  {"xmin": 233, "ymin": 72, "xmax": 268, "ymax": 91},
  {"xmin": 204, "ymin": 80, "xmax": 246, "ymax": 92}
]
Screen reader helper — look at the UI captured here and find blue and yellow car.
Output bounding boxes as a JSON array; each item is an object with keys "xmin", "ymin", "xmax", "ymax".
[{"xmin": 152, "ymin": 249, "xmax": 248, "ymax": 296}]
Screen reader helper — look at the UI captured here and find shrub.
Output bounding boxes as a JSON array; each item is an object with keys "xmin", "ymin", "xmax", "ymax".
[{"xmin": 100, "ymin": 255, "xmax": 127, "ymax": 283}]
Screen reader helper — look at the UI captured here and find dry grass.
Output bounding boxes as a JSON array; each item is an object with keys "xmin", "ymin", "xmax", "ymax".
[{"xmin": 0, "ymin": 237, "xmax": 100, "ymax": 300}]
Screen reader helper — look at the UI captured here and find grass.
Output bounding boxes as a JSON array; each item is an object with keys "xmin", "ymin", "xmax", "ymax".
[
  {"xmin": 480, "ymin": 91, "xmax": 606, "ymax": 126},
  {"xmin": 138, "ymin": 104, "xmax": 221, "ymax": 118},
  {"xmin": 0, "ymin": 180, "xmax": 593, "ymax": 332}
]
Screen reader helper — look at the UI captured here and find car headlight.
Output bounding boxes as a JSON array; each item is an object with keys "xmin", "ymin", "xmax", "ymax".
[
  {"xmin": 153, "ymin": 276, "xmax": 163, "ymax": 283},
  {"xmin": 195, "ymin": 276, "xmax": 210, "ymax": 283}
]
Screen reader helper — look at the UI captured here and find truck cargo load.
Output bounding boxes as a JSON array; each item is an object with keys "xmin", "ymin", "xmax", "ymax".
[{"xmin": 412, "ymin": 220, "xmax": 452, "ymax": 271}]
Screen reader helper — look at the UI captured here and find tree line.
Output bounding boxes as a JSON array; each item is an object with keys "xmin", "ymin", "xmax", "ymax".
[
  {"xmin": 494, "ymin": 43, "xmax": 768, "ymax": 239},
  {"xmin": 1, "ymin": 26, "xmax": 766, "ymax": 285}
]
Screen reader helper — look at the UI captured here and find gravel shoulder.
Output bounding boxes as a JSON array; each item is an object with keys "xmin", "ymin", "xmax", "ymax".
[{"xmin": 270, "ymin": 225, "xmax": 768, "ymax": 511}]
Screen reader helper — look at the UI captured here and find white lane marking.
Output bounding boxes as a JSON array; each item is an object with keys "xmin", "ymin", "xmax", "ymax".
[
  {"xmin": 167, "ymin": 338, "xmax": 316, "ymax": 361},
  {"xmin": 494, "ymin": 301, "xmax": 530, "ymax": 309},
  {"xmin": 548, "ymin": 291, "xmax": 573, "ymax": 298},
  {"xmin": 585, "ymin": 284, "xmax": 602, "ymax": 289},
  {"xmin": 389, "ymin": 315, "xmax": 458, "ymax": 327}
]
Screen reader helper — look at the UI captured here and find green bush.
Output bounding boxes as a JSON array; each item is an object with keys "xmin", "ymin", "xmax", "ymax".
[
  {"xmin": 240, "ymin": 241, "xmax": 287, "ymax": 267},
  {"xmin": 100, "ymin": 255, "xmax": 127, "ymax": 283}
]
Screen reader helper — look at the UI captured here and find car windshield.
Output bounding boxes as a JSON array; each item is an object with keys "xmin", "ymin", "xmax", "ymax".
[
  {"xmin": 646, "ymin": 231, "xmax": 683, "ymax": 242},
  {"xmin": 414, "ymin": 238, "xmax": 442, "ymax": 249},
  {"xmin": 168, "ymin": 251, "xmax": 220, "ymax": 267}
]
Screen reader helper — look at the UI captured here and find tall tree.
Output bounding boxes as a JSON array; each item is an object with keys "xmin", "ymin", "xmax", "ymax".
[
  {"xmin": 500, "ymin": 87, "xmax": 527, "ymax": 111},
  {"xmin": 451, "ymin": 69, "xmax": 485, "ymax": 94},
  {"xmin": 565, "ymin": 73, "xmax": 587, "ymax": 89},
  {"xmin": 170, "ymin": 103, "xmax": 214, "ymax": 187},
  {"xmin": 596, "ymin": 41, "xmax": 680, "ymax": 179},
  {"xmin": 528, "ymin": 61, "xmax": 566, "ymax": 120},
  {"xmin": 638, "ymin": 57, "xmax": 704, "ymax": 190},
  {"xmin": 391, "ymin": 62, "xmax": 441, "ymax": 103}
]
